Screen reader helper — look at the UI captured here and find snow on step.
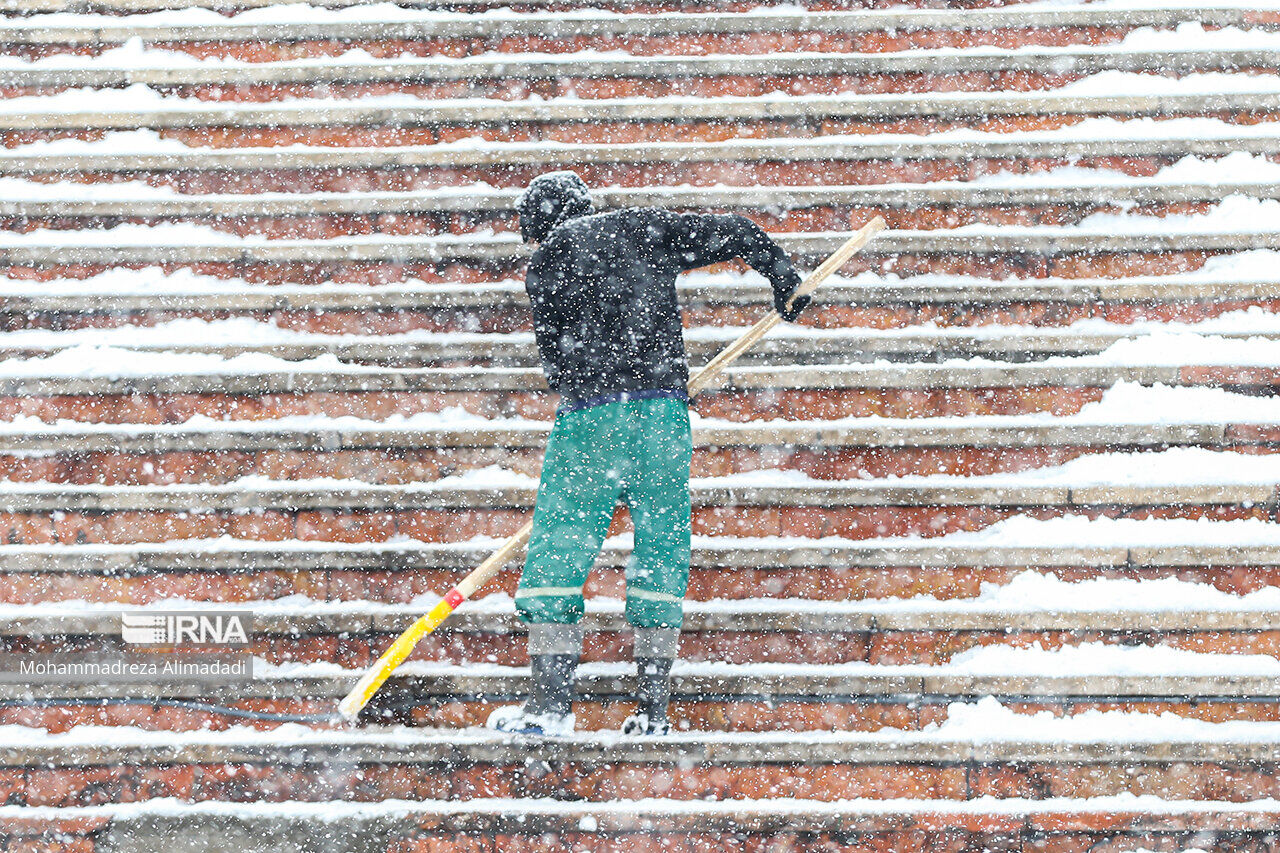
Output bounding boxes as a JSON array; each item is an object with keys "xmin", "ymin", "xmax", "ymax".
[
  {"xmin": 3, "ymin": 698, "xmax": 1280, "ymax": 758},
  {"xmin": 0, "ymin": 25, "xmax": 1274, "ymax": 87},
  {"xmin": 0, "ymin": 309, "xmax": 1275, "ymax": 354},
  {"xmin": 0, "ymin": 3, "xmax": 1263, "ymax": 43},
  {"xmin": 8, "ymin": 153, "xmax": 1280, "ymax": 210},
  {"xmin": 0, "ymin": 350, "xmax": 1271, "ymax": 406},
  {"xmin": 5, "ymin": 638, "xmax": 1279, "ymax": 700},
  {"xmin": 0, "ymin": 516, "xmax": 1274, "ymax": 611},
  {"xmin": 0, "ymin": 380, "xmax": 1268, "ymax": 440},
  {"xmin": 0, "ymin": 513, "xmax": 1277, "ymax": 566},
  {"xmin": 3, "ymin": 73, "xmax": 1279, "ymax": 129},
  {"xmin": 4, "ymin": 188, "xmax": 1279, "ymax": 239},
  {"xmin": 0, "ymin": 797, "xmax": 1276, "ymax": 853},
  {"xmin": 8, "ymin": 570, "xmax": 1280, "ymax": 632},
  {"xmin": 1, "ymin": 252, "xmax": 1276, "ymax": 311},
  {"xmin": 1, "ymin": 327, "xmax": 1278, "ymax": 379},
  {"xmin": 2, "ymin": 216, "xmax": 1279, "ymax": 266},
  {"xmin": 0, "ymin": 447, "xmax": 1270, "ymax": 510},
  {"xmin": 7, "ymin": 792, "xmax": 1280, "ymax": 824},
  {"xmin": 5, "ymin": 117, "xmax": 1280, "ymax": 175},
  {"xmin": 256, "ymin": 641, "xmax": 1280, "ymax": 681}
]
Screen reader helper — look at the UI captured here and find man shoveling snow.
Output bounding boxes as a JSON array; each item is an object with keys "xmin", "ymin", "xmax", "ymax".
[{"xmin": 486, "ymin": 171, "xmax": 810, "ymax": 737}]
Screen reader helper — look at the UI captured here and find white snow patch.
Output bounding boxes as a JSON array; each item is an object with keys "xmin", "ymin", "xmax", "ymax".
[
  {"xmin": 878, "ymin": 513, "xmax": 1280, "ymax": 548},
  {"xmin": 11, "ymin": 569, "xmax": 1280, "ymax": 618},
  {"xmin": 2, "ymin": 793, "xmax": 1280, "ymax": 821},
  {"xmin": 254, "ymin": 640, "xmax": 1280, "ymax": 680},
  {"xmin": 697, "ymin": 447, "xmax": 1280, "ymax": 488},
  {"xmin": 7, "ymin": 115, "xmax": 1280, "ymax": 161}
]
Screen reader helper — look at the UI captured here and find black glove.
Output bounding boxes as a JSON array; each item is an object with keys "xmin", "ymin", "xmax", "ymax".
[{"xmin": 772, "ymin": 270, "xmax": 810, "ymax": 322}]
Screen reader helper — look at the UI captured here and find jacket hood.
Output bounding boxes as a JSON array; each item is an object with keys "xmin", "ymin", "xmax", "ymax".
[{"xmin": 517, "ymin": 171, "xmax": 594, "ymax": 243}]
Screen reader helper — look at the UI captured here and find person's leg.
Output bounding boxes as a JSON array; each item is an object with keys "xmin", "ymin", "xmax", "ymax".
[
  {"xmin": 620, "ymin": 397, "xmax": 692, "ymax": 735},
  {"xmin": 516, "ymin": 404, "xmax": 626, "ymax": 628},
  {"xmin": 490, "ymin": 404, "xmax": 624, "ymax": 735}
]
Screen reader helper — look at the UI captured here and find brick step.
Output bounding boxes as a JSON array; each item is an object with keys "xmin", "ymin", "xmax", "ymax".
[
  {"xmin": 7, "ymin": 798, "xmax": 1279, "ymax": 853},
  {"xmin": 4, "ymin": 47, "xmax": 1270, "ymax": 102},
  {"xmin": 0, "ymin": 0, "xmax": 1170, "ymax": 17},
  {"xmin": 0, "ymin": 7, "xmax": 1262, "ymax": 59},
  {"xmin": 0, "ymin": 458, "xmax": 1267, "ymax": 543},
  {"xmin": 5, "ymin": 179, "xmax": 1274, "ymax": 238},
  {"xmin": 0, "ymin": 411, "xmax": 1269, "ymax": 482},
  {"xmin": 5, "ymin": 89, "xmax": 1277, "ymax": 150},
  {"xmin": 15, "ymin": 598, "xmax": 1280, "ymax": 666},
  {"xmin": 6, "ymin": 269, "xmax": 1273, "ymax": 332},
  {"xmin": 5, "ymin": 439, "xmax": 1253, "ymax": 485},
  {"xmin": 3, "ymin": 727, "xmax": 1280, "ymax": 805},
  {"xmin": 0, "ymin": 462, "xmax": 1267, "ymax": 512},
  {"xmin": 6, "ymin": 126, "xmax": 1274, "ymax": 192},
  {"xmin": 10, "ymin": 663, "xmax": 1280, "ymax": 730},
  {"xmin": 0, "ymin": 362, "xmax": 1270, "ymax": 423},
  {"xmin": 5, "ymin": 686, "xmax": 1280, "ymax": 735},
  {"xmin": 0, "ymin": 529, "xmax": 1274, "ymax": 602},
  {"xmin": 0, "ymin": 227, "xmax": 1276, "ymax": 282},
  {"xmin": 2, "ymin": 322, "xmax": 1272, "ymax": 366}
]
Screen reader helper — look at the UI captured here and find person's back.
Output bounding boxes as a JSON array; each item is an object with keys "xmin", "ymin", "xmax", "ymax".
[
  {"xmin": 527, "ymin": 208, "xmax": 692, "ymax": 400},
  {"xmin": 522, "ymin": 180, "xmax": 807, "ymax": 405},
  {"xmin": 488, "ymin": 171, "xmax": 809, "ymax": 739}
]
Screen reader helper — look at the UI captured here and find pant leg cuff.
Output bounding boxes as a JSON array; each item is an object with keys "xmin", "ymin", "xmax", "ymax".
[
  {"xmin": 528, "ymin": 622, "xmax": 585, "ymax": 656},
  {"xmin": 634, "ymin": 626, "xmax": 680, "ymax": 659}
]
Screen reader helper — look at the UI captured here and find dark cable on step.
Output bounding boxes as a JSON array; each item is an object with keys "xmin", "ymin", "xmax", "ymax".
[{"xmin": 0, "ymin": 697, "xmax": 343, "ymax": 724}]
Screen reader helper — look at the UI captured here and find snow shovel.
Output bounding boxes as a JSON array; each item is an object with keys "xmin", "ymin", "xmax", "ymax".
[{"xmin": 337, "ymin": 215, "xmax": 887, "ymax": 721}]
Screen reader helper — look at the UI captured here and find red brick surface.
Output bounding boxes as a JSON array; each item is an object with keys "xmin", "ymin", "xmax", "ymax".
[
  {"xmin": 7, "ymin": 499, "xmax": 1260, "ymax": 544},
  {"xmin": 10, "ymin": 197, "xmax": 1234, "ymax": 240},
  {"xmin": 12, "ymin": 26, "xmax": 1140, "ymax": 62},
  {"xmin": 2, "ymin": 444, "xmax": 1221, "ymax": 484},
  {"xmin": 9, "ymin": 563, "xmax": 1280, "ymax": 607},
  {"xmin": 2, "ymin": 10, "xmax": 1280, "ymax": 839},
  {"xmin": 11, "ymin": 153, "xmax": 1216, "ymax": 196},
  {"xmin": 6, "ymin": 69, "xmax": 1119, "ymax": 104},
  {"xmin": 9, "ymin": 758, "xmax": 1280, "ymax": 806}
]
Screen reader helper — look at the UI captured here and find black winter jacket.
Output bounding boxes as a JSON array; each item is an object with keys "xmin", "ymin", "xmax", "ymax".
[{"xmin": 525, "ymin": 207, "xmax": 801, "ymax": 400}]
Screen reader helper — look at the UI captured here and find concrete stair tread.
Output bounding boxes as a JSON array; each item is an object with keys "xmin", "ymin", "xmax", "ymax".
[
  {"xmin": 10, "ymin": 664, "xmax": 1280, "ymax": 700},
  {"xmin": 8, "ymin": 127, "xmax": 1280, "ymax": 173},
  {"xmin": 7, "ymin": 796, "xmax": 1280, "ymax": 838},
  {"xmin": 0, "ymin": 6, "xmax": 1261, "ymax": 43},
  {"xmin": 1, "ymin": 323, "xmax": 1268, "ymax": 364},
  {"xmin": 0, "ymin": 535, "xmax": 1271, "ymax": 570},
  {"xmin": 7, "ymin": 177, "xmax": 1280, "ymax": 214},
  {"xmin": 8, "ymin": 598, "xmax": 1279, "ymax": 634},
  {"xmin": 2, "ymin": 229, "xmax": 1280, "ymax": 265},
  {"xmin": 0, "ymin": 415, "xmax": 1248, "ymax": 452},
  {"xmin": 0, "ymin": 0, "xmax": 832, "ymax": 10},
  {"xmin": 2, "ymin": 271, "xmax": 1273, "ymax": 312},
  {"xmin": 0, "ymin": 461, "xmax": 1270, "ymax": 509},
  {"xmin": 8, "ymin": 791, "xmax": 1280, "ymax": 821},
  {"xmin": 5, "ymin": 88, "xmax": 1280, "ymax": 131},
  {"xmin": 2, "ymin": 725, "xmax": 1279, "ymax": 765},
  {"xmin": 4, "ymin": 45, "xmax": 1274, "ymax": 89},
  {"xmin": 0, "ymin": 362, "xmax": 1261, "ymax": 395}
]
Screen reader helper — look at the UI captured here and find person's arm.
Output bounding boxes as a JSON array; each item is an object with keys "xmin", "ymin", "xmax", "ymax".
[{"xmin": 657, "ymin": 210, "xmax": 810, "ymax": 321}]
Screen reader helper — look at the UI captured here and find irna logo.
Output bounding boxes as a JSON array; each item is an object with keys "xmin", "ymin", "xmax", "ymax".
[{"xmin": 120, "ymin": 611, "xmax": 251, "ymax": 646}]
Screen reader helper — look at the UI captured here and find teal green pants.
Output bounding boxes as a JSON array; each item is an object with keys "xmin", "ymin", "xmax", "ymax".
[{"xmin": 515, "ymin": 396, "xmax": 693, "ymax": 629}]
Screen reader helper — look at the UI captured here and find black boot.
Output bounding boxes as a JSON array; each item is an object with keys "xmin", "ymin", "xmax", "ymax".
[
  {"xmin": 487, "ymin": 653, "xmax": 577, "ymax": 736},
  {"xmin": 623, "ymin": 656, "xmax": 673, "ymax": 736},
  {"xmin": 530, "ymin": 653, "xmax": 577, "ymax": 718}
]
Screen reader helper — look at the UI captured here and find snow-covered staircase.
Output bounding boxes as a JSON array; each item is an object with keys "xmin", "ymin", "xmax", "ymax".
[{"xmin": 0, "ymin": 0, "xmax": 1279, "ymax": 851}]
